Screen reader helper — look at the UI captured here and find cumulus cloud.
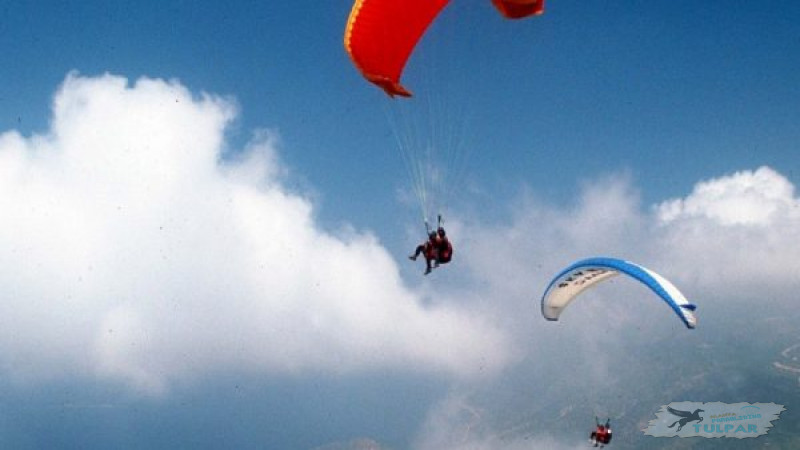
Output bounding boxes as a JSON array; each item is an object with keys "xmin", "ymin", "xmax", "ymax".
[
  {"xmin": 652, "ymin": 166, "xmax": 800, "ymax": 296},
  {"xmin": 0, "ymin": 73, "xmax": 509, "ymax": 394},
  {"xmin": 656, "ymin": 166, "xmax": 800, "ymax": 226}
]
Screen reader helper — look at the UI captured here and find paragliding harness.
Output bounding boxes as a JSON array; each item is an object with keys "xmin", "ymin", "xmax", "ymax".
[{"xmin": 590, "ymin": 417, "xmax": 612, "ymax": 447}]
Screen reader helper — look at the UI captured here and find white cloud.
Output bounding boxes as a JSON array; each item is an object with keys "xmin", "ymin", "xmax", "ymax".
[
  {"xmin": 656, "ymin": 166, "xmax": 799, "ymax": 226},
  {"xmin": 652, "ymin": 166, "xmax": 800, "ymax": 296},
  {"xmin": 0, "ymin": 73, "xmax": 510, "ymax": 394}
]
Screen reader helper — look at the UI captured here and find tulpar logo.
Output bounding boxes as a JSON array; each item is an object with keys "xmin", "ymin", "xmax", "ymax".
[{"xmin": 643, "ymin": 402, "xmax": 785, "ymax": 439}]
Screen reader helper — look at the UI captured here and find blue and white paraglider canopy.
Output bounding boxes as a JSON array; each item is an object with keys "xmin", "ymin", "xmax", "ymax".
[{"xmin": 541, "ymin": 257, "xmax": 697, "ymax": 329}]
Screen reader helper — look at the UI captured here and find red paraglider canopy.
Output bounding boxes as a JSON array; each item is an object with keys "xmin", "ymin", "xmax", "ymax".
[{"xmin": 344, "ymin": 0, "xmax": 544, "ymax": 97}]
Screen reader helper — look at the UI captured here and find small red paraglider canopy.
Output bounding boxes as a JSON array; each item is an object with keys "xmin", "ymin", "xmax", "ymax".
[{"xmin": 492, "ymin": 0, "xmax": 545, "ymax": 19}]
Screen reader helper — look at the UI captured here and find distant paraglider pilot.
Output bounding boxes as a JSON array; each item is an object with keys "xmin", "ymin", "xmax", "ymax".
[
  {"xmin": 590, "ymin": 417, "xmax": 612, "ymax": 447},
  {"xmin": 409, "ymin": 226, "xmax": 453, "ymax": 275}
]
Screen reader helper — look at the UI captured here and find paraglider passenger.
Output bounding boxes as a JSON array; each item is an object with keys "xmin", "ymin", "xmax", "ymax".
[{"xmin": 409, "ymin": 231, "xmax": 440, "ymax": 275}]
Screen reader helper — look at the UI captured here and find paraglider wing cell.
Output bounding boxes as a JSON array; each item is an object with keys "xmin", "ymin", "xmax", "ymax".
[{"xmin": 540, "ymin": 257, "xmax": 697, "ymax": 329}]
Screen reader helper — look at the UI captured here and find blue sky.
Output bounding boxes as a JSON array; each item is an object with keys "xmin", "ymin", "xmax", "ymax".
[
  {"xmin": 5, "ymin": 1, "xmax": 798, "ymax": 229},
  {"xmin": 1, "ymin": 1, "xmax": 800, "ymax": 448}
]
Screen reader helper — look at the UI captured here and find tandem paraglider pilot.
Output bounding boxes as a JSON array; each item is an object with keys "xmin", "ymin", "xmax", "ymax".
[
  {"xmin": 590, "ymin": 417, "xmax": 612, "ymax": 447},
  {"xmin": 409, "ymin": 227, "xmax": 453, "ymax": 275}
]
